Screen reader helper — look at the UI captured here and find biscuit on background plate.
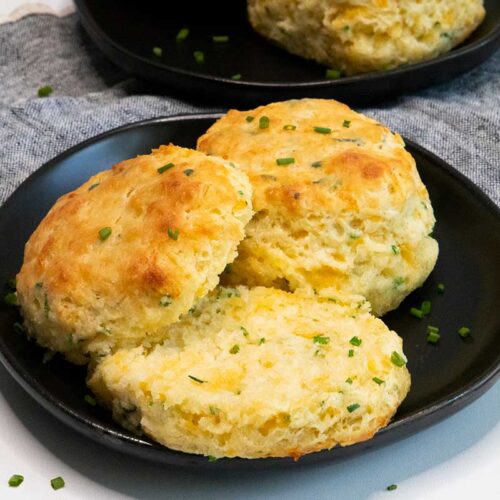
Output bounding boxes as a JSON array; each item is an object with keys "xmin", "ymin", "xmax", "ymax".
[{"xmin": 247, "ymin": 0, "xmax": 485, "ymax": 74}]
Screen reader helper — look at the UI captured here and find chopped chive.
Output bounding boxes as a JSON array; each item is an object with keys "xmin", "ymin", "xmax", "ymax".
[
  {"xmin": 458, "ymin": 326, "xmax": 470, "ymax": 338},
  {"xmin": 8, "ymin": 474, "xmax": 24, "ymax": 487},
  {"xmin": 345, "ymin": 377, "xmax": 353, "ymax": 384},
  {"xmin": 427, "ymin": 325, "xmax": 439, "ymax": 334},
  {"xmin": 421, "ymin": 300, "xmax": 432, "ymax": 316},
  {"xmin": 393, "ymin": 277, "xmax": 405, "ymax": 288},
  {"xmin": 314, "ymin": 126, "xmax": 332, "ymax": 134},
  {"xmin": 207, "ymin": 455, "xmax": 218, "ymax": 462},
  {"xmin": 348, "ymin": 349, "xmax": 354, "ymax": 357},
  {"xmin": 349, "ymin": 336, "xmax": 362, "ymax": 346},
  {"xmin": 231, "ymin": 73, "xmax": 242, "ymax": 80},
  {"xmin": 176, "ymin": 28, "xmax": 189, "ymax": 42},
  {"xmin": 311, "ymin": 161, "xmax": 322, "ymax": 168},
  {"xmin": 325, "ymin": 69, "xmax": 341, "ymax": 79},
  {"xmin": 50, "ymin": 477, "xmax": 65, "ymax": 491},
  {"xmin": 152, "ymin": 46, "xmax": 163, "ymax": 57},
  {"xmin": 313, "ymin": 335, "xmax": 330, "ymax": 345},
  {"xmin": 427, "ymin": 331, "xmax": 440, "ymax": 344},
  {"xmin": 391, "ymin": 245, "xmax": 400, "ymax": 255},
  {"xmin": 245, "ymin": 116, "xmax": 254, "ymax": 123},
  {"xmin": 88, "ymin": 182, "xmax": 100, "ymax": 191},
  {"xmin": 229, "ymin": 344, "xmax": 240, "ymax": 354},
  {"xmin": 410, "ymin": 307, "xmax": 424, "ymax": 319},
  {"xmin": 259, "ymin": 116, "xmax": 269, "ymax": 129},
  {"xmin": 347, "ymin": 403, "xmax": 360, "ymax": 413},
  {"xmin": 38, "ymin": 85, "xmax": 53, "ymax": 97},
  {"xmin": 240, "ymin": 326, "xmax": 249, "ymax": 337},
  {"xmin": 342, "ymin": 120, "xmax": 351, "ymax": 128},
  {"xmin": 437, "ymin": 283, "xmax": 445, "ymax": 294},
  {"xmin": 372, "ymin": 377, "xmax": 384, "ymax": 385},
  {"xmin": 283, "ymin": 124, "xmax": 296, "ymax": 131},
  {"xmin": 258, "ymin": 338, "xmax": 266, "ymax": 345},
  {"xmin": 44, "ymin": 294, "xmax": 50, "ymax": 318},
  {"xmin": 183, "ymin": 168, "xmax": 194, "ymax": 176},
  {"xmin": 167, "ymin": 228, "xmax": 179, "ymax": 241},
  {"xmin": 3, "ymin": 291, "xmax": 18, "ymax": 306},
  {"xmin": 98, "ymin": 227, "xmax": 112, "ymax": 241},
  {"xmin": 84, "ymin": 394, "xmax": 97, "ymax": 406},
  {"xmin": 193, "ymin": 50, "xmax": 205, "ymax": 64},
  {"xmin": 390, "ymin": 351, "xmax": 406, "ymax": 367},
  {"xmin": 159, "ymin": 294, "xmax": 172, "ymax": 307},
  {"xmin": 158, "ymin": 162, "xmax": 174, "ymax": 174},
  {"xmin": 276, "ymin": 157, "xmax": 295, "ymax": 166},
  {"xmin": 188, "ymin": 375, "xmax": 206, "ymax": 384},
  {"xmin": 212, "ymin": 35, "xmax": 229, "ymax": 43},
  {"xmin": 387, "ymin": 484, "xmax": 397, "ymax": 491},
  {"xmin": 13, "ymin": 322, "xmax": 25, "ymax": 334}
]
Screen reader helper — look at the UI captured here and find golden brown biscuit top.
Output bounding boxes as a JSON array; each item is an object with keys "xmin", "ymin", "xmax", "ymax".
[
  {"xmin": 198, "ymin": 99, "xmax": 427, "ymax": 215},
  {"xmin": 20, "ymin": 145, "xmax": 250, "ymax": 305}
]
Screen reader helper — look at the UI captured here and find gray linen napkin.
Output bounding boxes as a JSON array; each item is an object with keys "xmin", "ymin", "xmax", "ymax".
[{"xmin": 0, "ymin": 14, "xmax": 499, "ymax": 206}]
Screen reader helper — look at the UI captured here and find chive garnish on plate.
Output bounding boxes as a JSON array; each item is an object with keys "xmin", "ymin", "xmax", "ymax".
[
  {"xmin": 212, "ymin": 35, "xmax": 229, "ymax": 43},
  {"xmin": 325, "ymin": 69, "xmax": 341, "ymax": 79},
  {"xmin": 193, "ymin": 51, "xmax": 205, "ymax": 64},
  {"xmin": 458, "ymin": 326, "xmax": 470, "ymax": 338},
  {"xmin": 152, "ymin": 46, "xmax": 162, "ymax": 57},
  {"xmin": 176, "ymin": 28, "xmax": 189, "ymax": 42}
]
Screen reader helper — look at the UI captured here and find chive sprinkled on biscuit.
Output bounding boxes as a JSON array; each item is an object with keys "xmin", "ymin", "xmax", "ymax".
[{"xmin": 98, "ymin": 227, "xmax": 112, "ymax": 241}]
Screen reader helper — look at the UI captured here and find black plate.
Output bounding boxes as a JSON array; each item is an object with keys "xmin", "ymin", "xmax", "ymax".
[
  {"xmin": 75, "ymin": 0, "xmax": 500, "ymax": 105},
  {"xmin": 0, "ymin": 115, "xmax": 499, "ymax": 469}
]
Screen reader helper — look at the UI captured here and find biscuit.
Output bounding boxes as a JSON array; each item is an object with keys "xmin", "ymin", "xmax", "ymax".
[
  {"xmin": 16, "ymin": 145, "xmax": 253, "ymax": 363},
  {"xmin": 88, "ymin": 286, "xmax": 411, "ymax": 459},
  {"xmin": 247, "ymin": 0, "xmax": 485, "ymax": 74},
  {"xmin": 198, "ymin": 99, "xmax": 438, "ymax": 315}
]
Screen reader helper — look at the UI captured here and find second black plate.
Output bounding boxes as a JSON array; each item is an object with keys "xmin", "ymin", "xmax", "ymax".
[
  {"xmin": 0, "ymin": 115, "xmax": 499, "ymax": 469},
  {"xmin": 76, "ymin": 0, "xmax": 500, "ymax": 105}
]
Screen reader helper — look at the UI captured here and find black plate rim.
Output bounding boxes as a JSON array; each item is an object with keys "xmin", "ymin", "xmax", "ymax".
[
  {"xmin": 1, "ymin": 113, "xmax": 499, "ymax": 467},
  {"xmin": 74, "ymin": 0, "xmax": 500, "ymax": 89}
]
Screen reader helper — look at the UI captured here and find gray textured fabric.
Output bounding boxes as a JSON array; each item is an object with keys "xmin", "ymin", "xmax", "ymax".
[{"xmin": 0, "ymin": 13, "xmax": 499, "ymax": 207}]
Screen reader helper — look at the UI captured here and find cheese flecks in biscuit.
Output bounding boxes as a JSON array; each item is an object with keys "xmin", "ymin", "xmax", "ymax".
[
  {"xmin": 88, "ymin": 286, "xmax": 411, "ymax": 459},
  {"xmin": 16, "ymin": 145, "xmax": 253, "ymax": 364},
  {"xmin": 198, "ymin": 99, "xmax": 438, "ymax": 316},
  {"xmin": 247, "ymin": 0, "xmax": 485, "ymax": 74}
]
